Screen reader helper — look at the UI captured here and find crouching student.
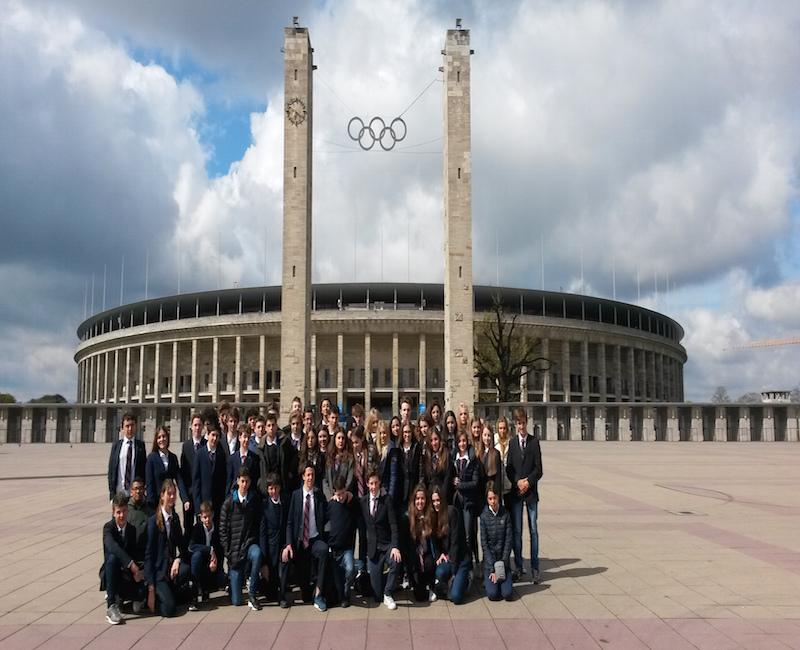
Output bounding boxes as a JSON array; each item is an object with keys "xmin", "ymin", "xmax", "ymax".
[
  {"xmin": 360, "ymin": 471, "xmax": 401, "ymax": 610},
  {"xmin": 102, "ymin": 493, "xmax": 146, "ymax": 624},
  {"xmin": 145, "ymin": 480, "xmax": 191, "ymax": 617},
  {"xmin": 328, "ymin": 474, "xmax": 356, "ymax": 607},
  {"xmin": 430, "ymin": 486, "xmax": 470, "ymax": 604},
  {"xmin": 259, "ymin": 473, "xmax": 290, "ymax": 607},
  {"xmin": 479, "ymin": 485, "xmax": 514, "ymax": 601},
  {"xmin": 220, "ymin": 467, "xmax": 263, "ymax": 610},
  {"xmin": 283, "ymin": 464, "xmax": 329, "ymax": 612},
  {"xmin": 187, "ymin": 501, "xmax": 227, "ymax": 610}
]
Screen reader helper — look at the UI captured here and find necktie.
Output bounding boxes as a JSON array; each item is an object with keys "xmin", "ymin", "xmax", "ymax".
[
  {"xmin": 194, "ymin": 441, "xmax": 200, "ymax": 451},
  {"xmin": 520, "ymin": 436, "xmax": 526, "ymax": 451},
  {"xmin": 302, "ymin": 493, "xmax": 311, "ymax": 548},
  {"xmin": 355, "ymin": 454, "xmax": 364, "ymax": 497},
  {"xmin": 432, "ymin": 453, "xmax": 438, "ymax": 467},
  {"xmin": 209, "ymin": 451, "xmax": 215, "ymax": 470},
  {"xmin": 460, "ymin": 458, "xmax": 466, "ymax": 477},
  {"xmin": 124, "ymin": 441, "xmax": 133, "ymax": 491},
  {"xmin": 370, "ymin": 497, "xmax": 376, "ymax": 517}
]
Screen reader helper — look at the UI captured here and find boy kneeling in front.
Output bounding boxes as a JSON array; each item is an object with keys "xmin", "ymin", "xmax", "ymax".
[{"xmin": 188, "ymin": 501, "xmax": 227, "ymax": 610}]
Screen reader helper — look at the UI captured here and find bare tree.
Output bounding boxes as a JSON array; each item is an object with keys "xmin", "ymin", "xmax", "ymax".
[
  {"xmin": 711, "ymin": 386, "xmax": 731, "ymax": 403},
  {"xmin": 474, "ymin": 294, "xmax": 552, "ymax": 402}
]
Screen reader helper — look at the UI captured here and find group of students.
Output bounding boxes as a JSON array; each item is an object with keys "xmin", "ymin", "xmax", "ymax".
[{"xmin": 101, "ymin": 397, "xmax": 543, "ymax": 624}]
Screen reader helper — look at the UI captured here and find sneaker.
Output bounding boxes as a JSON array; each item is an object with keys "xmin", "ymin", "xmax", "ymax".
[
  {"xmin": 313, "ymin": 596, "xmax": 327, "ymax": 612},
  {"xmin": 132, "ymin": 599, "xmax": 145, "ymax": 614},
  {"xmin": 383, "ymin": 594, "xmax": 397, "ymax": 611},
  {"xmin": 188, "ymin": 599, "xmax": 199, "ymax": 612},
  {"xmin": 428, "ymin": 589, "xmax": 437, "ymax": 603},
  {"xmin": 533, "ymin": 569, "xmax": 541, "ymax": 585},
  {"xmin": 105, "ymin": 603, "xmax": 123, "ymax": 625},
  {"xmin": 248, "ymin": 595, "xmax": 262, "ymax": 611},
  {"xmin": 400, "ymin": 577, "xmax": 409, "ymax": 590}
]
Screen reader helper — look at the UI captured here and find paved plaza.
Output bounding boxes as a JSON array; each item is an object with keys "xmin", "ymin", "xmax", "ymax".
[{"xmin": 1, "ymin": 442, "xmax": 799, "ymax": 649}]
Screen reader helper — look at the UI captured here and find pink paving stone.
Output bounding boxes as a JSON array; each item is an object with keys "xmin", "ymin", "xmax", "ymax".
[
  {"xmin": 403, "ymin": 619, "xmax": 459, "ymax": 650},
  {"xmin": 0, "ymin": 625, "xmax": 24, "ymax": 642},
  {"xmin": 537, "ymin": 618, "xmax": 603, "ymax": 649},
  {"xmin": 495, "ymin": 618, "xmax": 554, "ymax": 650},
  {"xmin": 365, "ymin": 619, "xmax": 412, "ymax": 650},
  {"xmin": 580, "ymin": 619, "xmax": 649, "ymax": 649},
  {"xmin": 707, "ymin": 618, "xmax": 767, "ymax": 636},
  {"xmin": 36, "ymin": 623, "xmax": 107, "ymax": 649},
  {"xmin": 83, "ymin": 623, "xmax": 153, "ymax": 649},
  {"xmin": 319, "ymin": 619, "xmax": 367, "ymax": 650},
  {"xmin": 451, "ymin": 619, "xmax": 504, "ymax": 649},
  {"xmin": 0, "ymin": 624, "xmax": 61, "ymax": 649},
  {"xmin": 177, "ymin": 621, "xmax": 239, "ymax": 649},
  {"xmin": 750, "ymin": 619, "xmax": 800, "ymax": 635},
  {"xmin": 776, "ymin": 635, "xmax": 800, "ymax": 650},
  {"xmin": 664, "ymin": 618, "xmax": 742, "ymax": 650},
  {"xmin": 131, "ymin": 622, "xmax": 197, "ymax": 650},
  {"xmin": 272, "ymin": 619, "xmax": 326, "ymax": 650},
  {"xmin": 623, "ymin": 618, "xmax": 697, "ymax": 650}
]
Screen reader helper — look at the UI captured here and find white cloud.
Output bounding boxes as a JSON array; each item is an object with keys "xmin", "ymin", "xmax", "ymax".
[{"xmin": 745, "ymin": 282, "xmax": 800, "ymax": 328}]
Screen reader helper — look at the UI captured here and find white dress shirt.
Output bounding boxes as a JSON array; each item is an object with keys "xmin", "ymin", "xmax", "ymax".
[
  {"xmin": 116, "ymin": 437, "xmax": 136, "ymax": 494},
  {"xmin": 302, "ymin": 486, "xmax": 318, "ymax": 539}
]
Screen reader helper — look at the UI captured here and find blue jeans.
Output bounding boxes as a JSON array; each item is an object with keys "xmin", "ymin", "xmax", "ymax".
[
  {"xmin": 228, "ymin": 544, "xmax": 263, "ymax": 605},
  {"xmin": 332, "ymin": 549, "xmax": 355, "ymax": 602},
  {"xmin": 509, "ymin": 497, "xmax": 539, "ymax": 572},
  {"xmin": 484, "ymin": 567, "xmax": 513, "ymax": 601},
  {"xmin": 367, "ymin": 550, "xmax": 398, "ymax": 602},
  {"xmin": 434, "ymin": 558, "xmax": 470, "ymax": 604}
]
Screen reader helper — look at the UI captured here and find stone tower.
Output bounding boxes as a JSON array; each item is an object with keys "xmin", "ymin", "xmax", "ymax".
[
  {"xmin": 279, "ymin": 23, "xmax": 313, "ymax": 419},
  {"xmin": 443, "ymin": 26, "xmax": 475, "ymax": 413}
]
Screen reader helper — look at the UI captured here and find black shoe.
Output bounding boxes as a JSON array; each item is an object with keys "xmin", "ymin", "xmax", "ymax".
[
  {"xmin": 279, "ymin": 599, "xmax": 290, "ymax": 609},
  {"xmin": 341, "ymin": 597, "xmax": 350, "ymax": 609},
  {"xmin": 188, "ymin": 599, "xmax": 199, "ymax": 612},
  {"xmin": 201, "ymin": 590, "xmax": 209, "ymax": 603},
  {"xmin": 248, "ymin": 595, "xmax": 262, "ymax": 611}
]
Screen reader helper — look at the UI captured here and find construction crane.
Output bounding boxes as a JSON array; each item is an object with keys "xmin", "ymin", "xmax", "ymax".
[{"xmin": 730, "ymin": 337, "xmax": 800, "ymax": 350}]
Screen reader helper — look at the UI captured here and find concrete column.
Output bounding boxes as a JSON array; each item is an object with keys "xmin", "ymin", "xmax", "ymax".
[
  {"xmin": 153, "ymin": 343, "xmax": 161, "ymax": 402},
  {"xmin": 113, "ymin": 349, "xmax": 119, "ymax": 403},
  {"xmin": 309, "ymin": 334, "xmax": 316, "ymax": 407},
  {"xmin": 545, "ymin": 406, "xmax": 557, "ymax": 441},
  {"xmin": 234, "ymin": 336, "xmax": 242, "ymax": 403},
  {"xmin": 259, "ymin": 335, "xmax": 266, "ymax": 404},
  {"xmin": 124, "ymin": 347, "xmax": 131, "ymax": 403},
  {"xmin": 171, "ymin": 341, "xmax": 178, "ymax": 403},
  {"xmin": 594, "ymin": 407, "xmax": 606, "ymax": 442},
  {"xmin": 761, "ymin": 407, "xmax": 775, "ymax": 441},
  {"xmin": 786, "ymin": 406, "xmax": 799, "ymax": 442},
  {"xmin": 0, "ymin": 408, "xmax": 7, "ymax": 444},
  {"xmin": 95, "ymin": 407, "xmax": 106, "ymax": 444},
  {"xmin": 442, "ymin": 27, "xmax": 475, "ymax": 413},
  {"xmin": 212, "ymin": 337, "xmax": 219, "ymax": 403},
  {"xmin": 88, "ymin": 356, "xmax": 95, "ymax": 403},
  {"xmin": 666, "ymin": 407, "xmax": 680, "ymax": 442},
  {"xmin": 714, "ymin": 407, "xmax": 727, "ymax": 442},
  {"xmin": 279, "ymin": 23, "xmax": 314, "ymax": 420},
  {"xmin": 336, "ymin": 333, "xmax": 344, "ymax": 411},
  {"xmin": 45, "ymin": 408, "xmax": 57, "ymax": 444},
  {"xmin": 364, "ymin": 334, "xmax": 371, "ymax": 412},
  {"xmin": 569, "ymin": 406, "xmax": 582, "ymax": 441},
  {"xmin": 169, "ymin": 407, "xmax": 182, "ymax": 446},
  {"xmin": 613, "ymin": 345, "xmax": 622, "ymax": 402},
  {"xmin": 21, "ymin": 408, "xmax": 32, "ymax": 443},
  {"xmin": 138, "ymin": 345, "xmax": 145, "ymax": 403},
  {"xmin": 419, "ymin": 333, "xmax": 427, "ymax": 410},
  {"xmin": 598, "ymin": 342, "xmax": 607, "ymax": 402},
  {"xmin": 541, "ymin": 338, "xmax": 550, "ymax": 402},
  {"xmin": 642, "ymin": 407, "xmax": 655, "ymax": 441},
  {"xmin": 618, "ymin": 406, "xmax": 631, "ymax": 442},
  {"xmin": 657, "ymin": 354, "xmax": 665, "ymax": 400},
  {"xmin": 561, "ymin": 340, "xmax": 571, "ymax": 401},
  {"xmin": 144, "ymin": 407, "xmax": 157, "ymax": 449},
  {"xmin": 627, "ymin": 347, "xmax": 636, "ymax": 402},
  {"xmin": 392, "ymin": 333, "xmax": 399, "ymax": 415},
  {"xmin": 581, "ymin": 339, "xmax": 589, "ymax": 401},
  {"xmin": 191, "ymin": 339, "xmax": 198, "ymax": 403},
  {"xmin": 648, "ymin": 351, "xmax": 657, "ymax": 401},
  {"xmin": 103, "ymin": 352, "xmax": 110, "ymax": 403},
  {"xmin": 689, "ymin": 407, "xmax": 702, "ymax": 442},
  {"xmin": 70, "ymin": 407, "xmax": 81, "ymax": 444},
  {"xmin": 96, "ymin": 356, "xmax": 103, "ymax": 404},
  {"xmin": 738, "ymin": 407, "xmax": 751, "ymax": 442}
]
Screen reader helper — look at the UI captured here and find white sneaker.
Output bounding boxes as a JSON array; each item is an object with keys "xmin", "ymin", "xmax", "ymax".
[
  {"xmin": 428, "ymin": 589, "xmax": 437, "ymax": 603},
  {"xmin": 383, "ymin": 594, "xmax": 397, "ymax": 610}
]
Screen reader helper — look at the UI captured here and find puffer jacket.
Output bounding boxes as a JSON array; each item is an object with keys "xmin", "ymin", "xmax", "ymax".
[
  {"xmin": 479, "ymin": 503, "xmax": 512, "ymax": 573},
  {"xmin": 219, "ymin": 488, "xmax": 261, "ymax": 565}
]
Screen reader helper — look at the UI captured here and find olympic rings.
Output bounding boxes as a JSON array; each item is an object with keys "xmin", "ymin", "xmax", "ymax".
[{"xmin": 347, "ymin": 116, "xmax": 407, "ymax": 151}]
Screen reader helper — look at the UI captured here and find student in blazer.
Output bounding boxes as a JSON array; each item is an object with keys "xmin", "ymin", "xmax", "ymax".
[
  {"xmin": 145, "ymin": 426, "xmax": 189, "ymax": 510},
  {"xmin": 107, "ymin": 412, "xmax": 146, "ymax": 501},
  {"xmin": 359, "ymin": 471, "xmax": 401, "ymax": 610},
  {"xmin": 192, "ymin": 428, "xmax": 228, "ymax": 523}
]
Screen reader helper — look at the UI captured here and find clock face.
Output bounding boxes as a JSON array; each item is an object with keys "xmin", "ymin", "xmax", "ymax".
[{"xmin": 286, "ymin": 97, "xmax": 306, "ymax": 126}]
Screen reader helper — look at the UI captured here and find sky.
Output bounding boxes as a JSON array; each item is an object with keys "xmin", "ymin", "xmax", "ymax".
[{"xmin": 1, "ymin": 0, "xmax": 799, "ymax": 402}]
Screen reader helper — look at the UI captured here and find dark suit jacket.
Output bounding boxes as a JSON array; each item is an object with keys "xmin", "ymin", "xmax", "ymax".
[
  {"xmin": 359, "ymin": 492, "xmax": 398, "ymax": 560},
  {"xmin": 506, "ymin": 434, "xmax": 543, "ymax": 503},
  {"xmin": 180, "ymin": 436, "xmax": 206, "ymax": 499},
  {"xmin": 188, "ymin": 520, "xmax": 224, "ymax": 563},
  {"xmin": 259, "ymin": 495, "xmax": 288, "ymax": 567},
  {"xmin": 398, "ymin": 442, "xmax": 422, "ymax": 506},
  {"xmin": 145, "ymin": 451, "xmax": 188, "ymax": 508},
  {"xmin": 227, "ymin": 450, "xmax": 261, "ymax": 493},
  {"xmin": 107, "ymin": 437, "xmax": 146, "ymax": 500},
  {"xmin": 192, "ymin": 445, "xmax": 229, "ymax": 514},
  {"xmin": 285, "ymin": 486, "xmax": 327, "ymax": 549},
  {"xmin": 144, "ymin": 511, "xmax": 186, "ymax": 585},
  {"xmin": 100, "ymin": 519, "xmax": 140, "ymax": 589}
]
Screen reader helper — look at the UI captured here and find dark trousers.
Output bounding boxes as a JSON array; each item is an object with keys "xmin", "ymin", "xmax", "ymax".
[
  {"xmin": 367, "ymin": 549, "xmax": 398, "ymax": 602},
  {"xmin": 189, "ymin": 549, "xmax": 227, "ymax": 595},
  {"xmin": 410, "ymin": 552, "xmax": 436, "ymax": 601},
  {"xmin": 265, "ymin": 557, "xmax": 289, "ymax": 602},
  {"xmin": 292, "ymin": 537, "xmax": 329, "ymax": 601},
  {"xmin": 155, "ymin": 561, "xmax": 191, "ymax": 617},
  {"xmin": 104, "ymin": 555, "xmax": 145, "ymax": 607},
  {"xmin": 484, "ymin": 567, "xmax": 513, "ymax": 601}
]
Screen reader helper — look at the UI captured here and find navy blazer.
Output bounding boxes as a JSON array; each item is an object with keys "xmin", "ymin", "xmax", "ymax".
[
  {"xmin": 506, "ymin": 434, "xmax": 543, "ymax": 503},
  {"xmin": 107, "ymin": 437, "xmax": 147, "ymax": 500},
  {"xmin": 259, "ymin": 494, "xmax": 288, "ymax": 567},
  {"xmin": 285, "ymin": 486, "xmax": 327, "ymax": 549},
  {"xmin": 359, "ymin": 492, "xmax": 398, "ymax": 560},
  {"xmin": 379, "ymin": 444, "xmax": 399, "ymax": 503},
  {"xmin": 99, "ymin": 519, "xmax": 139, "ymax": 589},
  {"xmin": 192, "ymin": 445, "xmax": 229, "ymax": 514},
  {"xmin": 180, "ymin": 436, "xmax": 206, "ymax": 499},
  {"xmin": 227, "ymin": 450, "xmax": 261, "ymax": 494},
  {"xmin": 453, "ymin": 449, "xmax": 485, "ymax": 514},
  {"xmin": 145, "ymin": 450, "xmax": 188, "ymax": 508},
  {"xmin": 188, "ymin": 520, "xmax": 224, "ymax": 563},
  {"xmin": 144, "ymin": 511, "xmax": 186, "ymax": 585}
]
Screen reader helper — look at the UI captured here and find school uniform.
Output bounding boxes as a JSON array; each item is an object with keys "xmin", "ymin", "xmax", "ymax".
[
  {"xmin": 422, "ymin": 447, "xmax": 453, "ymax": 505},
  {"xmin": 144, "ymin": 510, "xmax": 190, "ymax": 617},
  {"xmin": 433, "ymin": 504, "xmax": 470, "ymax": 604},
  {"xmin": 100, "ymin": 519, "xmax": 145, "ymax": 607},
  {"xmin": 227, "ymin": 449, "xmax": 261, "ymax": 493},
  {"xmin": 285, "ymin": 484, "xmax": 329, "ymax": 602},
  {"xmin": 188, "ymin": 520, "xmax": 227, "ymax": 596},
  {"xmin": 191, "ymin": 445, "xmax": 228, "ymax": 523},
  {"xmin": 259, "ymin": 494, "xmax": 289, "ymax": 602},
  {"xmin": 453, "ymin": 448, "xmax": 485, "ymax": 567},
  {"xmin": 378, "ymin": 443, "xmax": 399, "ymax": 503},
  {"xmin": 145, "ymin": 450, "xmax": 189, "ymax": 509},
  {"xmin": 359, "ymin": 491, "xmax": 399, "ymax": 602},
  {"xmin": 107, "ymin": 436, "xmax": 146, "ymax": 501},
  {"xmin": 180, "ymin": 435, "xmax": 206, "ymax": 528},
  {"xmin": 479, "ymin": 503, "xmax": 513, "ymax": 601},
  {"xmin": 219, "ymin": 488, "xmax": 263, "ymax": 606},
  {"xmin": 327, "ymin": 497, "xmax": 356, "ymax": 605},
  {"xmin": 126, "ymin": 497, "xmax": 153, "ymax": 560},
  {"xmin": 506, "ymin": 432, "xmax": 543, "ymax": 575}
]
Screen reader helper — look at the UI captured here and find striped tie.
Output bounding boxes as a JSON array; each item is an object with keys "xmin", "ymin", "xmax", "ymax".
[{"xmin": 302, "ymin": 493, "xmax": 311, "ymax": 548}]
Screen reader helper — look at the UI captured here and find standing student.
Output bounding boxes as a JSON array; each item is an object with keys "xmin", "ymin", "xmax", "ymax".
[
  {"xmin": 180, "ymin": 414, "xmax": 205, "ymax": 529},
  {"xmin": 429, "ymin": 401, "xmax": 443, "ymax": 434},
  {"xmin": 328, "ymin": 474, "xmax": 357, "ymax": 607},
  {"xmin": 422, "ymin": 429, "xmax": 452, "ymax": 505},
  {"xmin": 443, "ymin": 410, "xmax": 458, "ymax": 452},
  {"xmin": 145, "ymin": 426, "xmax": 189, "ymax": 512},
  {"xmin": 323, "ymin": 429, "xmax": 354, "ymax": 501},
  {"xmin": 479, "ymin": 485, "xmax": 514, "ymax": 601},
  {"xmin": 389, "ymin": 415, "xmax": 401, "ymax": 443},
  {"xmin": 223, "ymin": 407, "xmax": 240, "ymax": 458},
  {"xmin": 506, "ymin": 407, "xmax": 543, "ymax": 583},
  {"xmin": 187, "ymin": 501, "xmax": 226, "ymax": 610},
  {"xmin": 468, "ymin": 417, "xmax": 483, "ymax": 450},
  {"xmin": 453, "ymin": 432, "xmax": 484, "ymax": 569},
  {"xmin": 416, "ymin": 412, "xmax": 433, "ymax": 445},
  {"xmin": 102, "ymin": 493, "xmax": 146, "ymax": 624},
  {"xmin": 259, "ymin": 473, "xmax": 290, "ymax": 607},
  {"xmin": 398, "ymin": 422, "xmax": 421, "ymax": 510},
  {"xmin": 457, "ymin": 403, "xmax": 470, "ymax": 437},
  {"xmin": 298, "ymin": 428, "xmax": 325, "ymax": 491},
  {"xmin": 407, "ymin": 485, "xmax": 437, "ymax": 602},
  {"xmin": 360, "ymin": 471, "xmax": 401, "ymax": 610},
  {"xmin": 283, "ymin": 464, "xmax": 329, "ymax": 612},
  {"xmin": 107, "ymin": 412, "xmax": 146, "ymax": 501},
  {"xmin": 399, "ymin": 396, "xmax": 413, "ymax": 428},
  {"xmin": 375, "ymin": 421, "xmax": 398, "ymax": 503},
  {"xmin": 430, "ymin": 486, "xmax": 469, "ymax": 604},
  {"xmin": 279, "ymin": 413, "xmax": 301, "ymax": 493},
  {"xmin": 127, "ymin": 478, "xmax": 153, "ymax": 560},
  {"xmin": 192, "ymin": 427, "xmax": 228, "ymax": 525},
  {"xmin": 364, "ymin": 408, "xmax": 381, "ymax": 445},
  {"xmin": 282, "ymin": 396, "xmax": 303, "ymax": 437},
  {"xmin": 145, "ymin": 480, "xmax": 191, "ymax": 617},
  {"xmin": 220, "ymin": 467, "xmax": 263, "ymax": 610},
  {"xmin": 227, "ymin": 424, "xmax": 260, "ymax": 493},
  {"xmin": 494, "ymin": 416, "xmax": 513, "ymax": 509},
  {"xmin": 477, "ymin": 424, "xmax": 502, "ymax": 496},
  {"xmin": 257, "ymin": 413, "xmax": 284, "ymax": 490}
]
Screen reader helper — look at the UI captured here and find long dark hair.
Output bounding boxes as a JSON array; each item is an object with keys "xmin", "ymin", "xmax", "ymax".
[
  {"xmin": 151, "ymin": 425, "xmax": 170, "ymax": 453},
  {"xmin": 408, "ymin": 484, "xmax": 432, "ymax": 543}
]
